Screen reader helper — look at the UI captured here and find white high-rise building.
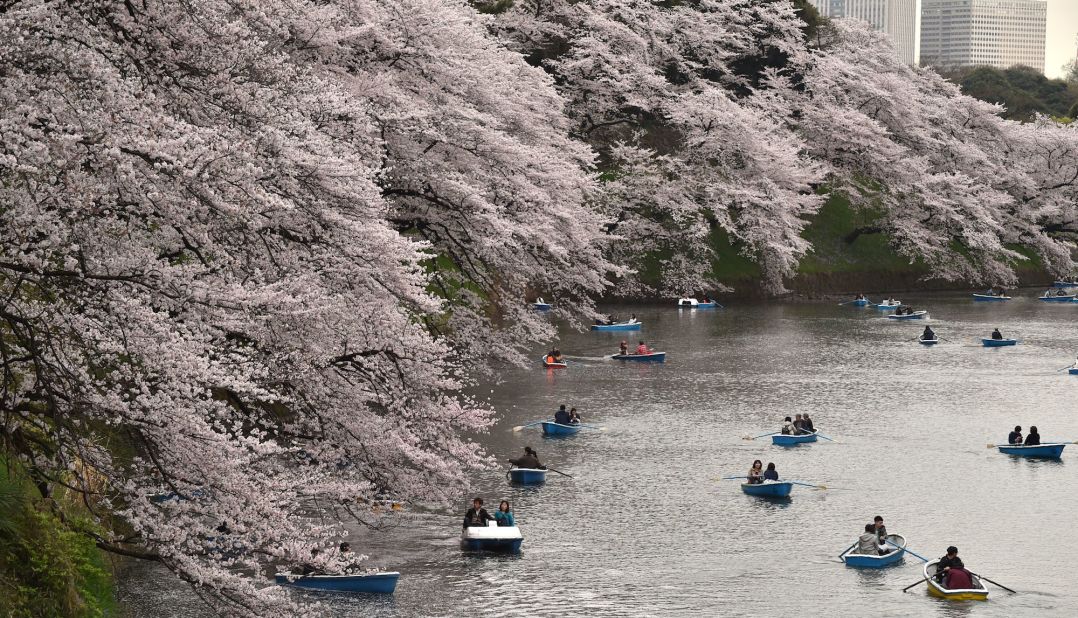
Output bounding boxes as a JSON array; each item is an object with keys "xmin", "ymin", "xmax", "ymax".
[
  {"xmin": 809, "ymin": 0, "xmax": 920, "ymax": 64},
  {"xmin": 919, "ymin": 0, "xmax": 1047, "ymax": 72}
]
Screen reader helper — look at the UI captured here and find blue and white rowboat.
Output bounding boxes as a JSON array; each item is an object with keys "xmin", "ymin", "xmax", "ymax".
[
  {"xmin": 851, "ymin": 298, "xmax": 870, "ymax": 307},
  {"xmin": 508, "ymin": 467, "xmax": 546, "ymax": 484},
  {"xmin": 982, "ymin": 338, "xmax": 1017, "ymax": 347},
  {"xmin": 972, "ymin": 293, "xmax": 1010, "ymax": 301},
  {"xmin": 841, "ymin": 534, "xmax": 907, "ymax": 568},
  {"xmin": 875, "ymin": 300, "xmax": 901, "ymax": 310},
  {"xmin": 461, "ymin": 522, "xmax": 523, "ymax": 554},
  {"xmin": 772, "ymin": 431, "xmax": 818, "ymax": 446},
  {"xmin": 997, "ymin": 443, "xmax": 1067, "ymax": 458},
  {"xmin": 611, "ymin": 351, "xmax": 666, "ymax": 362},
  {"xmin": 677, "ymin": 298, "xmax": 718, "ymax": 308},
  {"xmin": 741, "ymin": 481, "xmax": 793, "ymax": 497},
  {"xmin": 887, "ymin": 311, "xmax": 928, "ymax": 320},
  {"xmin": 541, "ymin": 422, "xmax": 581, "ymax": 436},
  {"xmin": 532, "ymin": 302, "xmax": 552, "ymax": 311},
  {"xmin": 591, "ymin": 321, "xmax": 642, "ymax": 331},
  {"xmin": 1040, "ymin": 293, "xmax": 1075, "ymax": 302},
  {"xmin": 275, "ymin": 571, "xmax": 400, "ymax": 593}
]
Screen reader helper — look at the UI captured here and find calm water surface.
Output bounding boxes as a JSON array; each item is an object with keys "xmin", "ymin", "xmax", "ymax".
[{"xmin": 119, "ymin": 291, "xmax": 1078, "ymax": 616}]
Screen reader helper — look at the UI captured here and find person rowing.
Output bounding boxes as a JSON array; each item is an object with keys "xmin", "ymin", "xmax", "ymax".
[
  {"xmin": 1024, "ymin": 425, "xmax": 1041, "ymax": 446},
  {"xmin": 544, "ymin": 347, "xmax": 563, "ymax": 365},
  {"xmin": 747, "ymin": 460, "xmax": 763, "ymax": 484},
  {"xmin": 554, "ymin": 405, "xmax": 571, "ymax": 425},
  {"xmin": 935, "ymin": 546, "xmax": 964, "ymax": 583},
  {"xmin": 921, "ymin": 325, "xmax": 936, "ymax": 341},
  {"xmin": 509, "ymin": 446, "xmax": 543, "ymax": 470},
  {"xmin": 1007, "ymin": 425, "xmax": 1023, "ymax": 445},
  {"xmin": 792, "ymin": 413, "xmax": 808, "ymax": 435},
  {"xmin": 991, "ymin": 328, "xmax": 1003, "ymax": 340},
  {"xmin": 872, "ymin": 515, "xmax": 888, "ymax": 543},
  {"xmin": 802, "ymin": 413, "xmax": 814, "ymax": 433},
  {"xmin": 635, "ymin": 340, "xmax": 651, "ymax": 355},
  {"xmin": 763, "ymin": 462, "xmax": 779, "ymax": 481}
]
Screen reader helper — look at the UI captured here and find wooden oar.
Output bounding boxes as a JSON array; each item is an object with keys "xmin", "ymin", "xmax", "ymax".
[
  {"xmin": 789, "ymin": 480, "xmax": 828, "ymax": 490},
  {"xmin": 512, "ymin": 421, "xmax": 545, "ymax": 432},
  {"xmin": 884, "ymin": 538, "xmax": 928, "ymax": 562},
  {"xmin": 967, "ymin": 570, "xmax": 1016, "ymax": 594},
  {"xmin": 838, "ymin": 541, "xmax": 856, "ymax": 562},
  {"xmin": 717, "ymin": 475, "xmax": 747, "ymax": 481},
  {"xmin": 544, "ymin": 467, "xmax": 573, "ymax": 478},
  {"xmin": 742, "ymin": 431, "xmax": 779, "ymax": 440},
  {"xmin": 814, "ymin": 433, "xmax": 836, "ymax": 442},
  {"xmin": 1056, "ymin": 364, "xmax": 1076, "ymax": 372},
  {"xmin": 902, "ymin": 577, "xmax": 930, "ymax": 592}
]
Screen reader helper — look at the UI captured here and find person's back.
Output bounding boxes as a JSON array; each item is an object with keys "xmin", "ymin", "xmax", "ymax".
[
  {"xmin": 763, "ymin": 467, "xmax": 778, "ymax": 481},
  {"xmin": 554, "ymin": 407, "xmax": 570, "ymax": 424},
  {"xmin": 992, "ymin": 329, "xmax": 1003, "ymax": 340},
  {"xmin": 636, "ymin": 343, "xmax": 649, "ymax": 355},
  {"xmin": 1008, "ymin": 429, "xmax": 1023, "ymax": 445},
  {"xmin": 1025, "ymin": 429, "xmax": 1041, "ymax": 446},
  {"xmin": 946, "ymin": 567, "xmax": 973, "ymax": 590},
  {"xmin": 512, "ymin": 453, "xmax": 540, "ymax": 468},
  {"xmin": 803, "ymin": 416, "xmax": 814, "ymax": 432},
  {"xmin": 856, "ymin": 530, "xmax": 880, "ymax": 555}
]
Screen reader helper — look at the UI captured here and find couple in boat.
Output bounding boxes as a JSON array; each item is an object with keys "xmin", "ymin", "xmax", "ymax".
[
  {"xmin": 1007, "ymin": 425, "xmax": 1042, "ymax": 446},
  {"xmin": 544, "ymin": 348, "xmax": 564, "ymax": 364},
  {"xmin": 935, "ymin": 546, "xmax": 976, "ymax": 589},
  {"xmin": 780, "ymin": 413, "xmax": 813, "ymax": 435},
  {"xmin": 854, "ymin": 516, "xmax": 892, "ymax": 555},
  {"xmin": 595, "ymin": 313, "xmax": 638, "ymax": 326},
  {"xmin": 554, "ymin": 404, "xmax": 581, "ymax": 425},
  {"xmin": 619, "ymin": 340, "xmax": 652, "ymax": 356},
  {"xmin": 746, "ymin": 460, "xmax": 779, "ymax": 484},
  {"xmin": 462, "ymin": 497, "xmax": 516, "ymax": 528}
]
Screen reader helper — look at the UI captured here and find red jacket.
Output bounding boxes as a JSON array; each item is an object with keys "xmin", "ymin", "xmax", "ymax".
[{"xmin": 946, "ymin": 568, "xmax": 973, "ymax": 589}]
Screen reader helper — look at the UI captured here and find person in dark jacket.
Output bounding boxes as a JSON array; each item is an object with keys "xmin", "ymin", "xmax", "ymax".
[
  {"xmin": 991, "ymin": 328, "xmax": 1003, "ymax": 340},
  {"xmin": 568, "ymin": 407, "xmax": 581, "ymax": 424},
  {"xmin": 802, "ymin": 413, "xmax": 815, "ymax": 432},
  {"xmin": 510, "ymin": 447, "xmax": 542, "ymax": 469},
  {"xmin": 763, "ymin": 462, "xmax": 779, "ymax": 481},
  {"xmin": 872, "ymin": 515, "xmax": 887, "ymax": 541},
  {"xmin": 554, "ymin": 405, "xmax": 571, "ymax": 424},
  {"xmin": 935, "ymin": 546, "xmax": 964, "ymax": 582},
  {"xmin": 463, "ymin": 498, "xmax": 492, "ymax": 528},
  {"xmin": 922, "ymin": 325, "xmax": 936, "ymax": 340},
  {"xmin": 1025, "ymin": 426, "xmax": 1041, "ymax": 446},
  {"xmin": 1007, "ymin": 425, "xmax": 1023, "ymax": 445}
]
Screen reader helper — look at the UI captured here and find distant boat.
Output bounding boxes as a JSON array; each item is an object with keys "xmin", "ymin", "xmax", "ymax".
[
  {"xmin": 740, "ymin": 481, "xmax": 792, "ymax": 497},
  {"xmin": 972, "ymin": 293, "xmax": 1010, "ymax": 301},
  {"xmin": 887, "ymin": 310, "xmax": 928, "ymax": 320},
  {"xmin": 677, "ymin": 298, "xmax": 718, "ymax": 309},
  {"xmin": 1039, "ymin": 292, "xmax": 1075, "ymax": 302},
  {"xmin": 850, "ymin": 298, "xmax": 870, "ymax": 307},
  {"xmin": 274, "ymin": 571, "xmax": 400, "ymax": 594},
  {"xmin": 772, "ymin": 431, "xmax": 817, "ymax": 446},
  {"xmin": 997, "ymin": 443, "xmax": 1067, "ymax": 458},
  {"xmin": 541, "ymin": 421, "xmax": 581, "ymax": 436},
  {"xmin": 532, "ymin": 302, "xmax": 551, "ymax": 311},
  {"xmin": 918, "ymin": 337, "xmax": 939, "ymax": 345},
  {"xmin": 1052, "ymin": 280, "xmax": 1078, "ymax": 288},
  {"xmin": 541, "ymin": 356, "xmax": 567, "ymax": 368},
  {"xmin": 923, "ymin": 560, "xmax": 989, "ymax": 601},
  {"xmin": 841, "ymin": 534, "xmax": 907, "ymax": 568},
  {"xmin": 982, "ymin": 338, "xmax": 1017, "ymax": 347},
  {"xmin": 461, "ymin": 522, "xmax": 523, "ymax": 554},
  {"xmin": 875, "ymin": 299, "xmax": 901, "ymax": 310},
  {"xmin": 591, "ymin": 320, "xmax": 642, "ymax": 331},
  {"xmin": 611, "ymin": 351, "xmax": 666, "ymax": 362},
  {"xmin": 508, "ymin": 467, "xmax": 546, "ymax": 484},
  {"xmin": 1069, "ymin": 367, "xmax": 1078, "ymax": 375}
]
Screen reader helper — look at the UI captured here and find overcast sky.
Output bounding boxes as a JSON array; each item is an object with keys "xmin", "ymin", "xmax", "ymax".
[{"xmin": 1045, "ymin": 0, "xmax": 1077, "ymax": 78}]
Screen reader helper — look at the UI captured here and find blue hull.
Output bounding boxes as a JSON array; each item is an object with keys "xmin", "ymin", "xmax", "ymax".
[
  {"xmin": 772, "ymin": 433, "xmax": 817, "ymax": 446},
  {"xmin": 532, "ymin": 303, "xmax": 551, "ymax": 311},
  {"xmin": 998, "ymin": 444, "xmax": 1066, "ymax": 458},
  {"xmin": 460, "ymin": 538, "xmax": 523, "ymax": 554},
  {"xmin": 591, "ymin": 323, "xmax": 642, "ymax": 331},
  {"xmin": 982, "ymin": 338, "xmax": 1016, "ymax": 347},
  {"xmin": 541, "ymin": 422, "xmax": 581, "ymax": 436},
  {"xmin": 1040, "ymin": 296, "xmax": 1075, "ymax": 302},
  {"xmin": 888, "ymin": 312, "xmax": 927, "ymax": 320},
  {"xmin": 508, "ymin": 468, "xmax": 546, "ymax": 484},
  {"xmin": 1069, "ymin": 368, "xmax": 1078, "ymax": 375},
  {"xmin": 842, "ymin": 536, "xmax": 907, "ymax": 568},
  {"xmin": 741, "ymin": 482, "xmax": 792, "ymax": 497},
  {"xmin": 275, "ymin": 572, "xmax": 399, "ymax": 593},
  {"xmin": 972, "ymin": 294, "xmax": 1010, "ymax": 301},
  {"xmin": 875, "ymin": 304, "xmax": 900, "ymax": 310},
  {"xmin": 851, "ymin": 299, "xmax": 870, "ymax": 307},
  {"xmin": 611, "ymin": 352, "xmax": 665, "ymax": 362}
]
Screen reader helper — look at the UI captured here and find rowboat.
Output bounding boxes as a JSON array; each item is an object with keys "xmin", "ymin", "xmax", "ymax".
[
  {"xmin": 924, "ymin": 560, "xmax": 989, "ymax": 601},
  {"xmin": 850, "ymin": 298, "xmax": 870, "ymax": 307},
  {"xmin": 841, "ymin": 534, "xmax": 907, "ymax": 568},
  {"xmin": 275, "ymin": 571, "xmax": 400, "ymax": 594},
  {"xmin": 611, "ymin": 351, "xmax": 666, "ymax": 362},
  {"xmin": 461, "ymin": 521, "xmax": 523, "ymax": 554},
  {"xmin": 1039, "ymin": 293, "xmax": 1075, "ymax": 302},
  {"xmin": 982, "ymin": 338, "xmax": 1016, "ymax": 347},
  {"xmin": 532, "ymin": 302, "xmax": 551, "ymax": 311},
  {"xmin": 887, "ymin": 311, "xmax": 927, "ymax": 320},
  {"xmin": 772, "ymin": 431, "xmax": 817, "ymax": 446},
  {"xmin": 541, "ymin": 421, "xmax": 581, "ymax": 436},
  {"xmin": 677, "ymin": 298, "xmax": 718, "ymax": 308},
  {"xmin": 997, "ymin": 443, "xmax": 1067, "ymax": 458},
  {"xmin": 918, "ymin": 337, "xmax": 939, "ymax": 345},
  {"xmin": 740, "ymin": 481, "xmax": 792, "ymax": 497},
  {"xmin": 541, "ymin": 356, "xmax": 567, "ymax": 368},
  {"xmin": 591, "ymin": 321, "xmax": 641, "ymax": 331},
  {"xmin": 1069, "ymin": 368, "xmax": 1078, "ymax": 375},
  {"xmin": 875, "ymin": 300, "xmax": 901, "ymax": 310},
  {"xmin": 508, "ymin": 467, "xmax": 546, "ymax": 484},
  {"xmin": 1052, "ymin": 280, "xmax": 1078, "ymax": 288},
  {"xmin": 972, "ymin": 294, "xmax": 1010, "ymax": 301}
]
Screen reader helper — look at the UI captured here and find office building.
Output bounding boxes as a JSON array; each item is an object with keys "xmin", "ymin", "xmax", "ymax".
[
  {"xmin": 809, "ymin": 0, "xmax": 919, "ymax": 64},
  {"xmin": 920, "ymin": 0, "xmax": 1047, "ymax": 72}
]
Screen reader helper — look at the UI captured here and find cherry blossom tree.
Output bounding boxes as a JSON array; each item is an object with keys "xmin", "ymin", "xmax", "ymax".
[{"xmin": 0, "ymin": 0, "xmax": 607, "ymax": 614}]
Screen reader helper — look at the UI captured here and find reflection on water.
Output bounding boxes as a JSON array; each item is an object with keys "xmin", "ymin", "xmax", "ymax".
[{"xmin": 117, "ymin": 291, "xmax": 1078, "ymax": 616}]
